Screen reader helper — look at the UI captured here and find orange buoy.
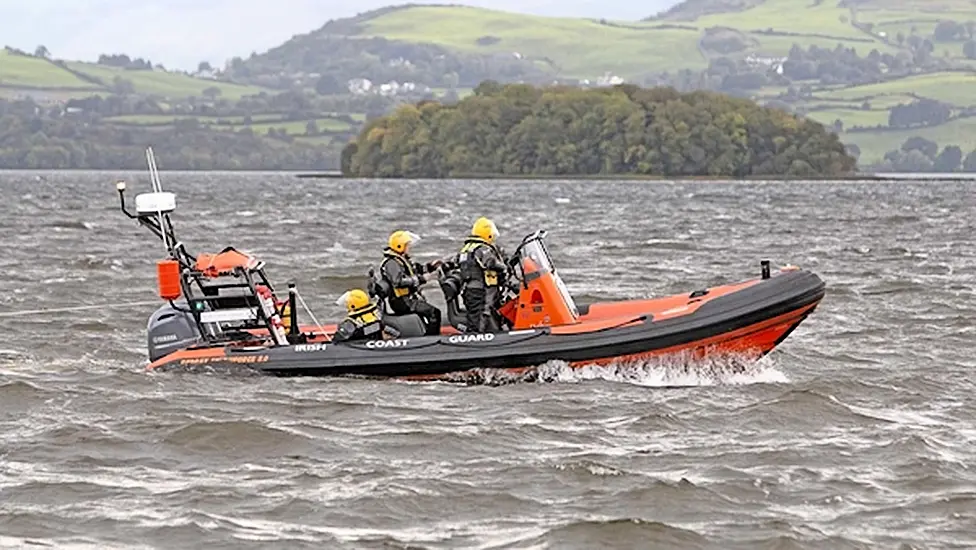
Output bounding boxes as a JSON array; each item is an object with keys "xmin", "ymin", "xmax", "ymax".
[{"xmin": 156, "ymin": 259, "xmax": 182, "ymax": 301}]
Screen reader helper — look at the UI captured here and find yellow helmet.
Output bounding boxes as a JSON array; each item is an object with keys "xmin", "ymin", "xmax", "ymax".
[
  {"xmin": 388, "ymin": 230, "xmax": 420, "ymax": 254},
  {"xmin": 336, "ymin": 289, "xmax": 372, "ymax": 313},
  {"xmin": 471, "ymin": 217, "xmax": 499, "ymax": 244}
]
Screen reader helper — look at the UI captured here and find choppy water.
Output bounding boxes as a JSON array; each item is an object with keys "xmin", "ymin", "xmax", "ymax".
[{"xmin": 0, "ymin": 171, "xmax": 974, "ymax": 549}]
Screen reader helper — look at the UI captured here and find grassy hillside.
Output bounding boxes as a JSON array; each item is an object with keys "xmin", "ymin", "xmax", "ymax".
[
  {"xmin": 738, "ymin": 67, "xmax": 976, "ymax": 162},
  {"xmin": 0, "ymin": 50, "xmax": 98, "ymax": 89},
  {"xmin": 63, "ymin": 62, "xmax": 266, "ymax": 100},
  {"xmin": 0, "ymin": 49, "xmax": 267, "ymax": 101},
  {"xmin": 8, "ymin": 0, "xmax": 976, "ymax": 170},
  {"xmin": 330, "ymin": 0, "xmax": 976, "ymax": 78},
  {"xmin": 791, "ymin": 72, "xmax": 976, "ymax": 162},
  {"xmin": 350, "ymin": 6, "xmax": 708, "ymax": 78},
  {"xmin": 304, "ymin": 0, "xmax": 976, "ymax": 166},
  {"xmin": 687, "ymin": 0, "xmax": 865, "ymax": 40},
  {"xmin": 327, "ymin": 1, "xmax": 910, "ymax": 80},
  {"xmin": 839, "ymin": 116, "xmax": 976, "ymax": 163},
  {"xmin": 815, "ymin": 72, "xmax": 976, "ymax": 106},
  {"xmin": 0, "ymin": 48, "xmax": 360, "ymax": 170}
]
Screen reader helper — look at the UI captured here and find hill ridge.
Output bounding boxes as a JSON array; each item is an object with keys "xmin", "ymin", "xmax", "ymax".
[{"xmin": 7, "ymin": 0, "xmax": 976, "ymax": 172}]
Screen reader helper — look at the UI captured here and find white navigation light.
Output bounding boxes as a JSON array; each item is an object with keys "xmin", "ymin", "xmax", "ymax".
[
  {"xmin": 116, "ymin": 180, "xmax": 126, "ymax": 192},
  {"xmin": 135, "ymin": 191, "xmax": 176, "ymax": 215}
]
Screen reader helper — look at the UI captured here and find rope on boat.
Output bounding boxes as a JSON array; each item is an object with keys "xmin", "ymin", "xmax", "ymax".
[
  {"xmin": 293, "ymin": 289, "xmax": 329, "ymax": 338},
  {"xmin": 0, "ymin": 301, "xmax": 161, "ymax": 318}
]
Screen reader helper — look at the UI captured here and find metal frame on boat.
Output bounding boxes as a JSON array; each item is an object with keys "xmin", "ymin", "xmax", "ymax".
[{"xmin": 118, "ymin": 149, "xmax": 315, "ymax": 357}]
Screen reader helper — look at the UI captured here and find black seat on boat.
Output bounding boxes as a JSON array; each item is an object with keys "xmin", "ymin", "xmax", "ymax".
[{"xmin": 382, "ymin": 313, "xmax": 428, "ymax": 338}]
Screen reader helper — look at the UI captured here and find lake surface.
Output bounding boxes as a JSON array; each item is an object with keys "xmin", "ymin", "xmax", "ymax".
[{"xmin": 0, "ymin": 171, "xmax": 973, "ymax": 549}]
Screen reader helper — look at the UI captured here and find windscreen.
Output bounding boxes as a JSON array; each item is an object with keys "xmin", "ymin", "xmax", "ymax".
[
  {"xmin": 519, "ymin": 238, "xmax": 579, "ymax": 318},
  {"xmin": 520, "ymin": 239, "xmax": 554, "ymax": 274}
]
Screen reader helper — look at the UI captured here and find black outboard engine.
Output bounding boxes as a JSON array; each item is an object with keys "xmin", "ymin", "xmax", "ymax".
[{"xmin": 146, "ymin": 302, "xmax": 203, "ymax": 362}]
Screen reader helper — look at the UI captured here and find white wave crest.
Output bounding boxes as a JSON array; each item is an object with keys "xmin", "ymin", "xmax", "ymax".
[{"xmin": 434, "ymin": 351, "xmax": 790, "ymax": 387}]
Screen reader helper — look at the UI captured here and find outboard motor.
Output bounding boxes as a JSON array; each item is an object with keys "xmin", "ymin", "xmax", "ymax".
[{"xmin": 146, "ymin": 302, "xmax": 203, "ymax": 362}]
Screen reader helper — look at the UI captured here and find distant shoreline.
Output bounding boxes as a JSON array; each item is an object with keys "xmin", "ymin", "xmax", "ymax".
[
  {"xmin": 2, "ymin": 169, "xmax": 975, "ymax": 182},
  {"xmin": 295, "ymin": 172, "xmax": 976, "ymax": 182}
]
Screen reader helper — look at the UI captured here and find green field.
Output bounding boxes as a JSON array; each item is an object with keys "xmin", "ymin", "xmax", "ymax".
[
  {"xmin": 351, "ymin": 3, "xmax": 895, "ymax": 78},
  {"xmin": 0, "ymin": 50, "xmax": 269, "ymax": 100},
  {"xmin": 356, "ymin": 6, "xmax": 709, "ymax": 78},
  {"xmin": 851, "ymin": 0, "xmax": 976, "ymax": 21},
  {"xmin": 689, "ymin": 0, "xmax": 865, "ymax": 39},
  {"xmin": 0, "ymin": 50, "xmax": 98, "ymax": 89},
  {"xmin": 0, "ymin": 88, "xmax": 106, "ymax": 101},
  {"xmin": 247, "ymin": 118, "xmax": 352, "ymax": 134},
  {"xmin": 64, "ymin": 62, "xmax": 266, "ymax": 99},
  {"xmin": 332, "ymin": 0, "xmax": 976, "ymax": 84},
  {"xmin": 347, "ymin": 1, "xmax": 927, "ymax": 81},
  {"xmin": 816, "ymin": 72, "xmax": 976, "ymax": 106},
  {"xmin": 752, "ymin": 69, "xmax": 976, "ymax": 161},
  {"xmin": 843, "ymin": 116, "xmax": 976, "ymax": 163},
  {"xmin": 844, "ymin": 94, "xmax": 920, "ymax": 109},
  {"xmin": 804, "ymin": 108, "xmax": 891, "ymax": 128}
]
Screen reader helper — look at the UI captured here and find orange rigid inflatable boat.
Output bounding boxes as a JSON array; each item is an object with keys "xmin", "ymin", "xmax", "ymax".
[{"xmin": 124, "ymin": 148, "xmax": 826, "ymax": 380}]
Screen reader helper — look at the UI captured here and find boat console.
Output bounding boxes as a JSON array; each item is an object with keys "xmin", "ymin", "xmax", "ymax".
[{"xmin": 437, "ymin": 230, "xmax": 583, "ymax": 332}]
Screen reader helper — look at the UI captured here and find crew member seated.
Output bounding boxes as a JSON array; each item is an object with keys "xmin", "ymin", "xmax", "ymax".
[
  {"xmin": 332, "ymin": 289, "xmax": 386, "ymax": 343},
  {"xmin": 376, "ymin": 230, "xmax": 443, "ymax": 336},
  {"xmin": 456, "ymin": 217, "xmax": 509, "ymax": 333}
]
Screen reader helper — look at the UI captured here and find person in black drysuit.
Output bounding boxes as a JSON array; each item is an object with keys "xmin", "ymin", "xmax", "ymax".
[
  {"xmin": 455, "ymin": 217, "xmax": 509, "ymax": 333},
  {"xmin": 376, "ymin": 230, "xmax": 443, "ymax": 336},
  {"xmin": 331, "ymin": 289, "xmax": 386, "ymax": 343}
]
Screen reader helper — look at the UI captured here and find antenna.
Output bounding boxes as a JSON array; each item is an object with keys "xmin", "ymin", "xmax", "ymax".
[
  {"xmin": 146, "ymin": 146, "xmax": 162, "ymax": 192},
  {"xmin": 145, "ymin": 147, "xmax": 171, "ymax": 255}
]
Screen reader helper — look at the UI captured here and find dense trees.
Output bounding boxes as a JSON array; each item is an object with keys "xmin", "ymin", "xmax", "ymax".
[
  {"xmin": 873, "ymin": 137, "xmax": 976, "ymax": 173},
  {"xmin": 0, "ymin": 98, "xmax": 336, "ymax": 170},
  {"xmin": 342, "ymin": 82, "xmax": 856, "ymax": 177},
  {"xmin": 933, "ymin": 20, "xmax": 974, "ymax": 42},
  {"xmin": 97, "ymin": 53, "xmax": 154, "ymax": 70},
  {"xmin": 781, "ymin": 44, "xmax": 914, "ymax": 87},
  {"xmin": 888, "ymin": 99, "xmax": 953, "ymax": 129}
]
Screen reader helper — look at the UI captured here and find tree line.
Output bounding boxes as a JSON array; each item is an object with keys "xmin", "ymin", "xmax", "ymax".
[
  {"xmin": 872, "ymin": 136, "xmax": 976, "ymax": 173},
  {"xmin": 341, "ymin": 81, "xmax": 857, "ymax": 178},
  {"xmin": 0, "ymin": 98, "xmax": 335, "ymax": 170}
]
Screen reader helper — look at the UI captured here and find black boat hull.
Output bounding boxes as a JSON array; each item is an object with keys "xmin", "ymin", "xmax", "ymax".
[{"xmin": 149, "ymin": 269, "xmax": 825, "ymax": 379}]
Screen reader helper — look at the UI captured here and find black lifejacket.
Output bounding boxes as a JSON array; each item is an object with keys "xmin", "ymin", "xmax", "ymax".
[
  {"xmin": 337, "ymin": 303, "xmax": 383, "ymax": 342},
  {"xmin": 458, "ymin": 236, "xmax": 505, "ymax": 288},
  {"xmin": 380, "ymin": 249, "xmax": 420, "ymax": 299}
]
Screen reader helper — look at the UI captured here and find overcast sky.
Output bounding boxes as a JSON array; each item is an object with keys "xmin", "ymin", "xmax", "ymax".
[{"xmin": 0, "ymin": 0, "xmax": 682, "ymax": 70}]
